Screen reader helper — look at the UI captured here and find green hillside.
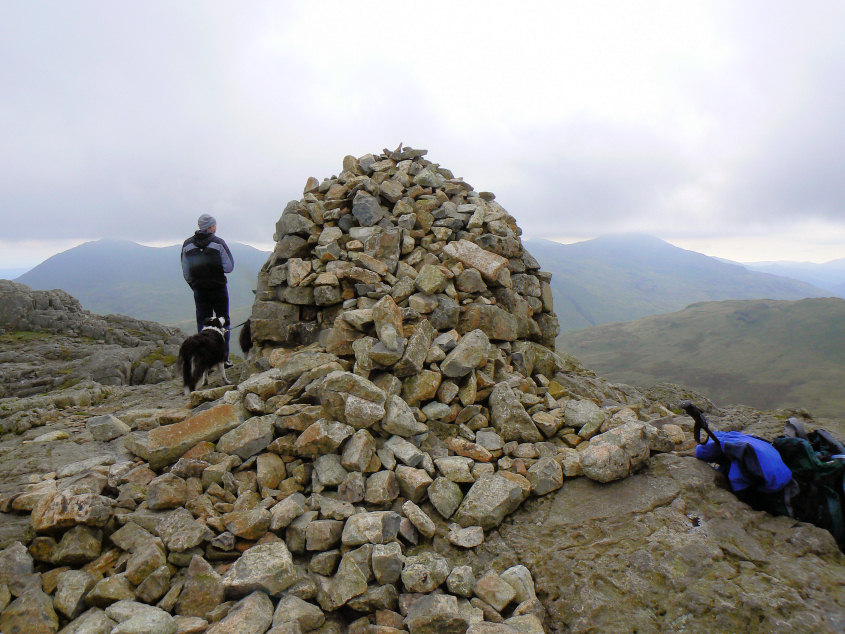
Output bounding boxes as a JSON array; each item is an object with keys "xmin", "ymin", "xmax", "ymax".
[
  {"xmin": 558, "ymin": 297, "xmax": 845, "ymax": 417},
  {"xmin": 16, "ymin": 239, "xmax": 268, "ymax": 331},
  {"xmin": 525, "ymin": 235, "xmax": 829, "ymax": 332}
]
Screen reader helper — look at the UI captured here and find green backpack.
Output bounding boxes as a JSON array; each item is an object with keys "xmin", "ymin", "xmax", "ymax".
[{"xmin": 773, "ymin": 419, "xmax": 845, "ymax": 549}]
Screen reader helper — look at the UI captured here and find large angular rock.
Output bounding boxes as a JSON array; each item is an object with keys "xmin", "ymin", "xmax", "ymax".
[
  {"xmin": 341, "ymin": 511, "xmax": 402, "ymax": 546},
  {"xmin": 176, "ymin": 556, "xmax": 225, "ymax": 619},
  {"xmin": 127, "ymin": 404, "xmax": 241, "ymax": 469},
  {"xmin": 54, "ymin": 569, "xmax": 96, "ymax": 619},
  {"xmin": 105, "ymin": 600, "xmax": 176, "ymax": 634},
  {"xmin": 442, "ymin": 240, "xmax": 509, "ymax": 282},
  {"xmin": 146, "ymin": 473, "xmax": 188, "ymax": 510},
  {"xmin": 156, "ymin": 508, "xmax": 213, "ymax": 552},
  {"xmin": 474, "ymin": 570, "xmax": 516, "ymax": 612},
  {"xmin": 401, "ymin": 552, "xmax": 450, "ymax": 593},
  {"xmin": 527, "ymin": 457, "xmax": 564, "ymax": 496},
  {"xmin": 86, "ymin": 414, "xmax": 131, "ymax": 441},
  {"xmin": 0, "ymin": 588, "xmax": 59, "ymax": 634},
  {"xmin": 488, "ymin": 383, "xmax": 542, "ymax": 443},
  {"xmin": 405, "ymin": 593, "xmax": 469, "ymax": 634},
  {"xmin": 222, "ymin": 541, "xmax": 297, "ymax": 598},
  {"xmin": 271, "ymin": 594, "xmax": 325, "ymax": 631},
  {"xmin": 30, "ymin": 490, "xmax": 112, "ymax": 533},
  {"xmin": 457, "ymin": 304, "xmax": 518, "ymax": 341},
  {"xmin": 580, "ymin": 421, "xmax": 651, "ymax": 483},
  {"xmin": 315, "ymin": 548, "xmax": 369, "ymax": 611},
  {"xmin": 381, "ymin": 395, "xmax": 428, "ymax": 437},
  {"xmin": 216, "ymin": 415, "xmax": 275, "ymax": 459},
  {"xmin": 293, "ymin": 420, "xmax": 354, "ymax": 457},
  {"xmin": 427, "ymin": 477, "xmax": 464, "ymax": 519},
  {"xmin": 440, "ymin": 329, "xmax": 490, "ymax": 378},
  {"xmin": 0, "ymin": 541, "xmax": 40, "ymax": 596},
  {"xmin": 207, "ymin": 591, "xmax": 273, "ymax": 634},
  {"xmin": 453, "ymin": 474, "xmax": 526, "ymax": 530}
]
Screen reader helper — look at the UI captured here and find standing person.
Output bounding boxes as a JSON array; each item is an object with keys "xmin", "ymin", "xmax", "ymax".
[{"xmin": 181, "ymin": 214, "xmax": 234, "ymax": 366}]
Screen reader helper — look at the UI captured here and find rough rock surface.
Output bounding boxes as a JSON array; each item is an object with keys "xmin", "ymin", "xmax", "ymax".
[
  {"xmin": 0, "ymin": 148, "xmax": 843, "ymax": 633},
  {"xmin": 0, "ymin": 280, "xmax": 183, "ymax": 405}
]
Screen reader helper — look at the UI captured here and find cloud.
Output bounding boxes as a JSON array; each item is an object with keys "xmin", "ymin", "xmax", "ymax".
[{"xmin": 2, "ymin": 1, "xmax": 845, "ymax": 265}]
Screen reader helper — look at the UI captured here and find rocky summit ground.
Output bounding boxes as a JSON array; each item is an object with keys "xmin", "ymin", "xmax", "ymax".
[
  {"xmin": 1, "ymin": 353, "xmax": 844, "ymax": 633},
  {"xmin": 0, "ymin": 146, "xmax": 844, "ymax": 633}
]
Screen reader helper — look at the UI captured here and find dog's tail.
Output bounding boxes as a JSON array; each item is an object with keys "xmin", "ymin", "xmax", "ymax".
[
  {"xmin": 239, "ymin": 318, "xmax": 253, "ymax": 357},
  {"xmin": 177, "ymin": 346, "xmax": 192, "ymax": 390}
]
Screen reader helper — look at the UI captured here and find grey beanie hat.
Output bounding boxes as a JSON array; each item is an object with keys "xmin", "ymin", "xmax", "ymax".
[{"xmin": 198, "ymin": 214, "xmax": 216, "ymax": 230}]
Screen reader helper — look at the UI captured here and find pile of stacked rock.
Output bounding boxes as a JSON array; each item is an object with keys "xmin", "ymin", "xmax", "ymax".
[
  {"xmin": 250, "ymin": 145, "xmax": 558, "ymax": 352},
  {"xmin": 0, "ymin": 148, "xmax": 688, "ymax": 633}
]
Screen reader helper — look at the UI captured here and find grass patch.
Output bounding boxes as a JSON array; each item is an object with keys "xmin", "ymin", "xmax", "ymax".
[
  {"xmin": 0, "ymin": 330, "xmax": 52, "ymax": 343},
  {"xmin": 139, "ymin": 348, "xmax": 178, "ymax": 366}
]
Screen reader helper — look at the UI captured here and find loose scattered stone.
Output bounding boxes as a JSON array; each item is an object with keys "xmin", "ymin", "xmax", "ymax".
[{"xmin": 448, "ymin": 524, "xmax": 485, "ymax": 548}]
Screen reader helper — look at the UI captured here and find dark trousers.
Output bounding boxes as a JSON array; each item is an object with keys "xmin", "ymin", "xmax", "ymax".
[{"xmin": 193, "ymin": 286, "xmax": 230, "ymax": 359}]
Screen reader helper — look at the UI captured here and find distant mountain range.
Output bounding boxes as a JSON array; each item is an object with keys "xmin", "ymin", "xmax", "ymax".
[
  {"xmin": 558, "ymin": 297, "xmax": 845, "ymax": 417},
  {"xmin": 4, "ymin": 233, "xmax": 839, "ymax": 342},
  {"xmin": 743, "ymin": 259, "xmax": 845, "ymax": 296},
  {"xmin": 523, "ymin": 235, "xmax": 832, "ymax": 334},
  {"xmin": 14, "ymin": 239, "xmax": 269, "ymax": 333}
]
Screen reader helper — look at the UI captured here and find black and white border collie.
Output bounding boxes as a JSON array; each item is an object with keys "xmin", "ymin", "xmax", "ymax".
[{"xmin": 178, "ymin": 316, "xmax": 229, "ymax": 395}]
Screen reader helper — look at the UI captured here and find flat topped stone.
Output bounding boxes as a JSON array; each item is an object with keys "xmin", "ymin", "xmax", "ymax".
[{"xmin": 134, "ymin": 404, "xmax": 242, "ymax": 469}]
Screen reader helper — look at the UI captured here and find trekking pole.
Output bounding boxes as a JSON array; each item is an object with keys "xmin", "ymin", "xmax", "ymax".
[{"xmin": 680, "ymin": 400, "xmax": 721, "ymax": 449}]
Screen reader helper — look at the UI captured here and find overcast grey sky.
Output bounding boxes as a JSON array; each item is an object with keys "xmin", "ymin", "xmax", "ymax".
[{"xmin": 2, "ymin": 0, "xmax": 845, "ymax": 268}]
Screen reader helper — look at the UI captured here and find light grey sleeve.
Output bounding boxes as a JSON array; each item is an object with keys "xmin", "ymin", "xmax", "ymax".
[
  {"xmin": 180, "ymin": 244, "xmax": 192, "ymax": 283},
  {"xmin": 218, "ymin": 239, "xmax": 234, "ymax": 274}
]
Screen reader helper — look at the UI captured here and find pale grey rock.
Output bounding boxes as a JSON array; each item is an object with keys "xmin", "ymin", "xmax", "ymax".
[
  {"xmin": 401, "ymin": 552, "xmax": 449, "ymax": 593},
  {"xmin": 57, "ymin": 607, "xmax": 116, "ymax": 633},
  {"xmin": 216, "ymin": 415, "xmax": 275, "ymax": 460},
  {"xmin": 340, "ymin": 429, "xmax": 376, "ymax": 472},
  {"xmin": 207, "ymin": 591, "xmax": 273, "ymax": 634},
  {"xmin": 435, "ymin": 456, "xmax": 476, "ymax": 483},
  {"xmin": 305, "ymin": 519, "xmax": 344, "ymax": 551},
  {"xmin": 527, "ymin": 457, "xmax": 564, "ymax": 496},
  {"xmin": 453, "ymin": 474, "xmax": 526, "ymax": 530},
  {"xmin": 580, "ymin": 422, "xmax": 651, "ymax": 483},
  {"xmin": 447, "ymin": 565, "xmax": 476, "ymax": 597},
  {"xmin": 384, "ymin": 436, "xmax": 424, "ymax": 467},
  {"xmin": 269, "ymin": 493, "xmax": 307, "ymax": 531},
  {"xmin": 474, "ymin": 570, "xmax": 516, "ymax": 612},
  {"xmin": 372, "ymin": 542, "xmax": 404, "ymax": 585},
  {"xmin": 54, "ymin": 569, "xmax": 96, "ymax": 620},
  {"xmin": 86, "ymin": 414, "xmax": 131, "ymax": 441},
  {"xmin": 500, "ymin": 565, "xmax": 536, "ymax": 603},
  {"xmin": 488, "ymin": 383, "xmax": 542, "ymax": 443},
  {"xmin": 404, "ymin": 592, "xmax": 468, "ymax": 633},
  {"xmin": 395, "ymin": 465, "xmax": 433, "ymax": 504},
  {"xmin": 271, "ymin": 594, "xmax": 325, "ymax": 631},
  {"xmin": 106, "ymin": 600, "xmax": 176, "ymax": 634},
  {"xmin": 222, "ymin": 541, "xmax": 297, "ymax": 598},
  {"xmin": 156, "ymin": 508, "xmax": 213, "ymax": 552},
  {"xmin": 341, "ymin": 511, "xmax": 401, "ymax": 546},
  {"xmin": 381, "ymin": 395, "xmax": 428, "ymax": 437},
  {"xmin": 314, "ymin": 454, "xmax": 348, "ymax": 487},
  {"xmin": 428, "ymin": 477, "xmax": 464, "ymax": 519},
  {"xmin": 365, "ymin": 470, "xmax": 400, "ymax": 505},
  {"xmin": 441, "ymin": 329, "xmax": 490, "ymax": 378},
  {"xmin": 402, "ymin": 500, "xmax": 436, "ymax": 538},
  {"xmin": 448, "ymin": 524, "xmax": 484, "ymax": 548}
]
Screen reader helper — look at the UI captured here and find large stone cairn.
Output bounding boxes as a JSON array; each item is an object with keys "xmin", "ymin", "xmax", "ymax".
[
  {"xmin": 0, "ymin": 148, "xmax": 689, "ymax": 633},
  {"xmin": 251, "ymin": 145, "xmax": 559, "ymax": 352}
]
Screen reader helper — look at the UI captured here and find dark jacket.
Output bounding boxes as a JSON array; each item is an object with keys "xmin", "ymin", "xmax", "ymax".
[{"xmin": 181, "ymin": 230, "xmax": 234, "ymax": 289}]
